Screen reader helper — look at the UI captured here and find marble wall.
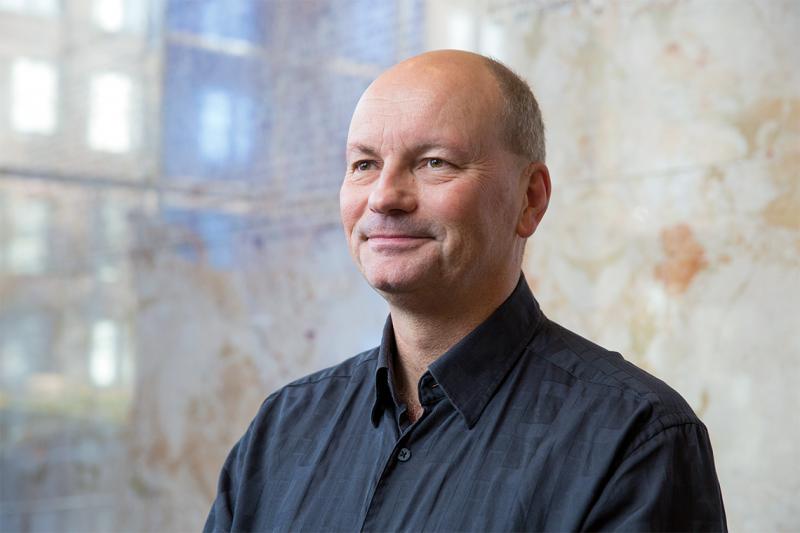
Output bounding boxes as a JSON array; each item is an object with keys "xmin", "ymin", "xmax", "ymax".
[
  {"xmin": 0, "ymin": 1, "xmax": 797, "ymax": 532},
  {"xmin": 509, "ymin": 2, "xmax": 799, "ymax": 530}
]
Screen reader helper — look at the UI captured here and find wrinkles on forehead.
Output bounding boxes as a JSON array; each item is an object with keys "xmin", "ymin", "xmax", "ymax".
[
  {"xmin": 347, "ymin": 73, "xmax": 504, "ymax": 164},
  {"xmin": 347, "ymin": 114, "xmax": 486, "ymax": 166},
  {"xmin": 346, "ymin": 139, "xmax": 479, "ymax": 168}
]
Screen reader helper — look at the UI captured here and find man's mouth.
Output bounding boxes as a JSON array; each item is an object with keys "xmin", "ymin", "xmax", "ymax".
[{"xmin": 366, "ymin": 234, "xmax": 433, "ymax": 249}]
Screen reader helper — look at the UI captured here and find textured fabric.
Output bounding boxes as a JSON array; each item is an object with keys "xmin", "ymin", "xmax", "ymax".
[{"xmin": 204, "ymin": 275, "xmax": 727, "ymax": 532}]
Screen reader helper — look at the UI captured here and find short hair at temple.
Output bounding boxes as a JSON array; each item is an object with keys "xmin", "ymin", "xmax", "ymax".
[{"xmin": 484, "ymin": 57, "xmax": 546, "ymax": 163}]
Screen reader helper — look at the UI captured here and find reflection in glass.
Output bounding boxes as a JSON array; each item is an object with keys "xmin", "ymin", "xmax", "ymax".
[
  {"xmin": 233, "ymin": 96, "xmax": 253, "ymax": 162},
  {"xmin": 92, "ymin": 0, "xmax": 125, "ymax": 32},
  {"xmin": 335, "ymin": 0, "xmax": 399, "ymax": 67},
  {"xmin": 446, "ymin": 10, "xmax": 475, "ymax": 51},
  {"xmin": 0, "ymin": 312, "xmax": 52, "ymax": 386},
  {"xmin": 199, "ymin": 89, "xmax": 233, "ymax": 162},
  {"xmin": 7, "ymin": 196, "xmax": 48, "ymax": 274},
  {"xmin": 88, "ymin": 72, "xmax": 133, "ymax": 153},
  {"xmin": 162, "ymin": 207, "xmax": 238, "ymax": 269},
  {"xmin": 0, "ymin": 0, "xmax": 58, "ymax": 16},
  {"xmin": 94, "ymin": 202, "xmax": 128, "ymax": 282},
  {"xmin": 163, "ymin": 42, "xmax": 268, "ymax": 180},
  {"xmin": 479, "ymin": 21, "xmax": 505, "ymax": 60},
  {"xmin": 1, "ymin": 334, "xmax": 27, "ymax": 384},
  {"xmin": 90, "ymin": 320, "xmax": 119, "ymax": 387},
  {"xmin": 167, "ymin": 0, "xmax": 270, "ymax": 45},
  {"xmin": 10, "ymin": 58, "xmax": 57, "ymax": 135},
  {"xmin": 0, "ymin": 3, "xmax": 428, "ymax": 531}
]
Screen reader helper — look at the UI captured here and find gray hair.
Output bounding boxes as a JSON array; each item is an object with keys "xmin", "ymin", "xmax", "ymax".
[{"xmin": 484, "ymin": 57, "xmax": 546, "ymax": 163}]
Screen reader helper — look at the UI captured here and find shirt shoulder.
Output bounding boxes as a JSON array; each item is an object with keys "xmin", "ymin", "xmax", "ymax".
[
  {"xmin": 279, "ymin": 346, "xmax": 378, "ymax": 390},
  {"xmin": 530, "ymin": 318, "xmax": 704, "ymax": 449},
  {"xmin": 246, "ymin": 347, "xmax": 378, "ymax": 429},
  {"xmin": 203, "ymin": 347, "xmax": 381, "ymax": 531}
]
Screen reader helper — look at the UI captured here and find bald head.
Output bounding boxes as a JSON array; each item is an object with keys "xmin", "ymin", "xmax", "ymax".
[{"xmin": 358, "ymin": 50, "xmax": 545, "ymax": 163}]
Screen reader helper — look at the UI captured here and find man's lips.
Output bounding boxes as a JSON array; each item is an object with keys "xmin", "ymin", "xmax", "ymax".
[
  {"xmin": 367, "ymin": 234, "xmax": 430, "ymax": 240},
  {"xmin": 365, "ymin": 234, "xmax": 433, "ymax": 249}
]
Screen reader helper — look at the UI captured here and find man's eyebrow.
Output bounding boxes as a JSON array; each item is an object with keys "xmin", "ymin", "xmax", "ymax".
[
  {"xmin": 346, "ymin": 143, "xmax": 379, "ymax": 158},
  {"xmin": 414, "ymin": 142, "xmax": 467, "ymax": 157},
  {"xmin": 346, "ymin": 142, "xmax": 472, "ymax": 160}
]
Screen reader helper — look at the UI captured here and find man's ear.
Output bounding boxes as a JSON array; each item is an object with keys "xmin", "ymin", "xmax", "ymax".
[{"xmin": 516, "ymin": 162, "xmax": 551, "ymax": 238}]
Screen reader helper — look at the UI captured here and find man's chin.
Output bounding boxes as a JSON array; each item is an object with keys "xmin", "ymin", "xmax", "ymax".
[
  {"xmin": 358, "ymin": 256, "xmax": 431, "ymax": 292},
  {"xmin": 367, "ymin": 277, "xmax": 420, "ymax": 295},
  {"xmin": 363, "ymin": 270, "xmax": 429, "ymax": 296}
]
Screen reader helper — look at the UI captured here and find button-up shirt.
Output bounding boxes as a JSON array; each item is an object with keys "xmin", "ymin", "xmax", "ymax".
[{"xmin": 204, "ymin": 275, "xmax": 727, "ymax": 532}]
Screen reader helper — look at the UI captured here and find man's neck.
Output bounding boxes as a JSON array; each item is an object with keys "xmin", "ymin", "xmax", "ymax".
[{"xmin": 386, "ymin": 272, "xmax": 521, "ymax": 421}]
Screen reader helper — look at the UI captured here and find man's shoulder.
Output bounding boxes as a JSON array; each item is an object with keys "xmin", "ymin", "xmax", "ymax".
[
  {"xmin": 533, "ymin": 318, "xmax": 701, "ymax": 427},
  {"xmin": 237, "ymin": 347, "xmax": 379, "ymax": 448},
  {"xmin": 260, "ymin": 347, "xmax": 379, "ymax": 407}
]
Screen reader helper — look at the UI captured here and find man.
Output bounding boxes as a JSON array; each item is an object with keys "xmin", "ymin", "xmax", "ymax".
[{"xmin": 204, "ymin": 50, "xmax": 727, "ymax": 532}]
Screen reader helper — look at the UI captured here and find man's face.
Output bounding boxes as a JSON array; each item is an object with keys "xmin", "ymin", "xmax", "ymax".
[{"xmin": 339, "ymin": 62, "xmax": 528, "ymax": 300}]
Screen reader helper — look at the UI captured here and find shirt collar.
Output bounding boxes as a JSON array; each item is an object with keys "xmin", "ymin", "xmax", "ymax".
[
  {"xmin": 371, "ymin": 273, "xmax": 543, "ymax": 429},
  {"xmin": 372, "ymin": 317, "xmax": 400, "ymax": 427}
]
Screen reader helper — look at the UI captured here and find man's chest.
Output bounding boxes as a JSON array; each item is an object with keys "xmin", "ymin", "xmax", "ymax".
[{"xmin": 232, "ymin": 401, "xmax": 619, "ymax": 532}]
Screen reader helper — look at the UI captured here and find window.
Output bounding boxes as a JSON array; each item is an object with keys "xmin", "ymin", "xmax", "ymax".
[
  {"xmin": 92, "ymin": 0, "xmax": 125, "ymax": 32},
  {"xmin": 199, "ymin": 89, "xmax": 233, "ymax": 162},
  {"xmin": 91, "ymin": 0, "xmax": 145, "ymax": 33},
  {"xmin": 88, "ymin": 72, "xmax": 134, "ymax": 153},
  {"xmin": 10, "ymin": 58, "xmax": 58, "ymax": 135},
  {"xmin": 93, "ymin": 201, "xmax": 129, "ymax": 282},
  {"xmin": 0, "ymin": 313, "xmax": 53, "ymax": 386},
  {"xmin": 89, "ymin": 320, "xmax": 119, "ymax": 387},
  {"xmin": 446, "ymin": 11, "xmax": 476, "ymax": 50},
  {"xmin": 479, "ymin": 20, "xmax": 505, "ymax": 60},
  {"xmin": 6, "ymin": 196, "xmax": 48, "ymax": 274},
  {"xmin": 0, "ymin": 0, "xmax": 58, "ymax": 16}
]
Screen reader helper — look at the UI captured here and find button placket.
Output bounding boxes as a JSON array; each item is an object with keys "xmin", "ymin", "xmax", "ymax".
[{"xmin": 397, "ymin": 447, "xmax": 411, "ymax": 462}]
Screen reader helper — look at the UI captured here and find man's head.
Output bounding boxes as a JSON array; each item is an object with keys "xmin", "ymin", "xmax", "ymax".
[
  {"xmin": 483, "ymin": 57, "xmax": 546, "ymax": 163},
  {"xmin": 340, "ymin": 50, "xmax": 551, "ymax": 309}
]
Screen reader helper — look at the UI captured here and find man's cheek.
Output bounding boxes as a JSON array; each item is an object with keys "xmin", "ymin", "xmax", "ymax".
[{"xmin": 339, "ymin": 199, "xmax": 361, "ymax": 233}]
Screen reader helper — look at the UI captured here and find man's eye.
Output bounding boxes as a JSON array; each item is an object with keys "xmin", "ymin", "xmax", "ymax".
[
  {"xmin": 354, "ymin": 161, "xmax": 373, "ymax": 172},
  {"xmin": 427, "ymin": 158, "xmax": 446, "ymax": 169}
]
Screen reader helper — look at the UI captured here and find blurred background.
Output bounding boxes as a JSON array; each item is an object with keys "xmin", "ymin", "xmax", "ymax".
[{"xmin": 0, "ymin": 0, "xmax": 797, "ymax": 531}]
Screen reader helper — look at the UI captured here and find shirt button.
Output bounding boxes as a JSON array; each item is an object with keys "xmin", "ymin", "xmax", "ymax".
[{"xmin": 397, "ymin": 447, "xmax": 411, "ymax": 462}]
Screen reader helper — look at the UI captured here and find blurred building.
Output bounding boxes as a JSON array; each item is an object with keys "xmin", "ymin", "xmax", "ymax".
[
  {"xmin": 0, "ymin": 1, "xmax": 158, "ymax": 530},
  {"xmin": 0, "ymin": 0, "xmax": 423, "ymax": 530}
]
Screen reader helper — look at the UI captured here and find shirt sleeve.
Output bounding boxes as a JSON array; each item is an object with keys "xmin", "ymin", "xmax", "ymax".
[{"xmin": 581, "ymin": 422, "xmax": 728, "ymax": 532}]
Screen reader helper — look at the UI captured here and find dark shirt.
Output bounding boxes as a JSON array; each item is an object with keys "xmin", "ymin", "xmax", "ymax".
[{"xmin": 204, "ymin": 275, "xmax": 727, "ymax": 532}]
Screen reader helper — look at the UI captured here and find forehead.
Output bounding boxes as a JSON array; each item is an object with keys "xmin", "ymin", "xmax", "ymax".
[{"xmin": 346, "ymin": 75, "xmax": 503, "ymax": 155}]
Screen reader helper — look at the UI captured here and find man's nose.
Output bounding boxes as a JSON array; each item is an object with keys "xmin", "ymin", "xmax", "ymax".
[{"xmin": 367, "ymin": 166, "xmax": 417, "ymax": 214}]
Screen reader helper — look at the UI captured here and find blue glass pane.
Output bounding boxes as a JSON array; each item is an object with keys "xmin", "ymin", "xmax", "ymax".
[
  {"xmin": 333, "ymin": 0, "xmax": 397, "ymax": 66},
  {"xmin": 198, "ymin": 89, "xmax": 233, "ymax": 163},
  {"xmin": 161, "ymin": 208, "xmax": 243, "ymax": 270},
  {"xmin": 0, "ymin": 312, "xmax": 54, "ymax": 384},
  {"xmin": 166, "ymin": 0, "xmax": 273, "ymax": 46},
  {"xmin": 281, "ymin": 2, "xmax": 334, "ymax": 59},
  {"xmin": 404, "ymin": 0, "xmax": 426, "ymax": 56},
  {"xmin": 270, "ymin": 66, "xmax": 370, "ymax": 195},
  {"xmin": 162, "ymin": 44, "xmax": 271, "ymax": 181}
]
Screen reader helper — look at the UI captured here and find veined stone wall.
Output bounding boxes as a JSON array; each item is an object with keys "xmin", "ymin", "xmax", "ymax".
[{"xmin": 496, "ymin": 2, "xmax": 798, "ymax": 531}]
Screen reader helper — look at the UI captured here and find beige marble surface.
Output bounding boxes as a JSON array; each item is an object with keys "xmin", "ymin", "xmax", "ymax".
[
  {"xmin": 0, "ymin": 1, "xmax": 797, "ymax": 532},
  {"xmin": 508, "ymin": 1, "xmax": 800, "ymax": 530}
]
